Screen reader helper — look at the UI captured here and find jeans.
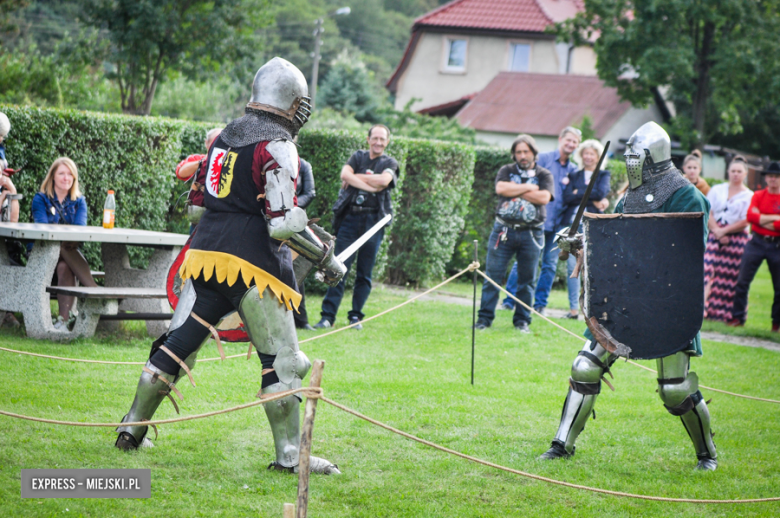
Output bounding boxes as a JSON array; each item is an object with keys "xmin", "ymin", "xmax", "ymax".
[
  {"xmin": 566, "ymin": 253, "xmax": 580, "ymax": 311},
  {"xmin": 503, "ymin": 256, "xmax": 580, "ymax": 312},
  {"xmin": 321, "ymin": 211, "xmax": 385, "ymax": 324},
  {"xmin": 731, "ymin": 234, "xmax": 780, "ymax": 325},
  {"xmin": 479, "ymin": 223, "xmax": 545, "ymax": 326},
  {"xmin": 532, "ymin": 230, "xmax": 559, "ymax": 309}
]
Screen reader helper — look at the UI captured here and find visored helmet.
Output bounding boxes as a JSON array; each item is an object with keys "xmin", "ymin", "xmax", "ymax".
[
  {"xmin": 247, "ymin": 57, "xmax": 312, "ymax": 127},
  {"xmin": 624, "ymin": 121, "xmax": 672, "ymax": 189}
]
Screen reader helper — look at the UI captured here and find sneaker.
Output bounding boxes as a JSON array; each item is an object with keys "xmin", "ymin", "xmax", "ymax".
[
  {"xmin": 348, "ymin": 316, "xmax": 363, "ymax": 331},
  {"xmin": 474, "ymin": 319, "xmax": 490, "ymax": 330},
  {"xmin": 725, "ymin": 319, "xmax": 744, "ymax": 327},
  {"xmin": 297, "ymin": 323, "xmax": 316, "ymax": 331},
  {"xmin": 564, "ymin": 313, "xmax": 579, "ymax": 320},
  {"xmin": 313, "ymin": 318, "xmax": 332, "ymax": 329},
  {"xmin": 515, "ymin": 322, "xmax": 530, "ymax": 333},
  {"xmin": 534, "ymin": 307, "xmax": 546, "ymax": 316},
  {"xmin": 499, "ymin": 302, "xmax": 514, "ymax": 310},
  {"xmin": 52, "ymin": 316, "xmax": 67, "ymax": 331}
]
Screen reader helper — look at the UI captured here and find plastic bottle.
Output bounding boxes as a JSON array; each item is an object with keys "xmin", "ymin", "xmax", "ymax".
[{"xmin": 103, "ymin": 190, "xmax": 116, "ymax": 229}]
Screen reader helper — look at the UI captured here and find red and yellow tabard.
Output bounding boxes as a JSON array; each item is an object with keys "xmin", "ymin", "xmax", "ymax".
[{"xmin": 180, "ymin": 136, "xmax": 301, "ymax": 311}]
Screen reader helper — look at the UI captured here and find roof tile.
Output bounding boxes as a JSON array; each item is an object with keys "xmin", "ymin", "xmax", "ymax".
[
  {"xmin": 455, "ymin": 72, "xmax": 632, "ymax": 137},
  {"xmin": 415, "ymin": 0, "xmax": 554, "ymax": 33}
]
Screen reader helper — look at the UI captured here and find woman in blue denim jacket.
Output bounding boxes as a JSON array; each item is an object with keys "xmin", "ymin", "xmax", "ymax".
[{"xmin": 31, "ymin": 157, "xmax": 97, "ymax": 329}]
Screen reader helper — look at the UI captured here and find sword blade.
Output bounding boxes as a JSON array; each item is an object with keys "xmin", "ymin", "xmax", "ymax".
[
  {"xmin": 568, "ymin": 140, "xmax": 611, "ymax": 237},
  {"xmin": 336, "ymin": 213, "xmax": 392, "ymax": 262}
]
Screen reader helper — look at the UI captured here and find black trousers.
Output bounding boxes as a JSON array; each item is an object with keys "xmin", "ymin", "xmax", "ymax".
[
  {"xmin": 731, "ymin": 234, "xmax": 780, "ymax": 325},
  {"xmin": 151, "ymin": 276, "xmax": 255, "ymax": 375}
]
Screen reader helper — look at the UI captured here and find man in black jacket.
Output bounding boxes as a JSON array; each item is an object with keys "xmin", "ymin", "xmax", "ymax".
[{"xmin": 314, "ymin": 124, "xmax": 398, "ymax": 330}]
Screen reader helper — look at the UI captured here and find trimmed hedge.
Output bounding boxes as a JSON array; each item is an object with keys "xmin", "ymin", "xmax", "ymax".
[
  {"xmin": 385, "ymin": 139, "xmax": 475, "ymax": 286},
  {"xmin": 448, "ymin": 145, "xmax": 508, "ymax": 274}
]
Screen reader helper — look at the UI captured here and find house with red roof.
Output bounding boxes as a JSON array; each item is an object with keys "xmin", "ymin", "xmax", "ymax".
[{"xmin": 387, "ymin": 0, "xmax": 669, "ymax": 153}]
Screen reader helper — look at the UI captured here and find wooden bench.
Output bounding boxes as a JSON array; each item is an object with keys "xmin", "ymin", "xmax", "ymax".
[{"xmin": 45, "ymin": 286, "xmax": 171, "ymax": 336}]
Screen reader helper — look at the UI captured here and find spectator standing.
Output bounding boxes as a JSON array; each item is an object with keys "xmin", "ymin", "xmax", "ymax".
[
  {"xmin": 523, "ymin": 127, "xmax": 581, "ymax": 315},
  {"xmin": 31, "ymin": 157, "xmax": 98, "ymax": 330},
  {"xmin": 293, "ymin": 158, "xmax": 316, "ymax": 330},
  {"xmin": 703, "ymin": 156, "xmax": 752, "ymax": 322},
  {"xmin": 683, "ymin": 150, "xmax": 711, "ymax": 196},
  {"xmin": 559, "ymin": 139, "xmax": 611, "ymax": 318},
  {"xmin": 475, "ymin": 135, "xmax": 553, "ymax": 332},
  {"xmin": 730, "ymin": 161, "xmax": 780, "ymax": 330},
  {"xmin": 314, "ymin": 124, "xmax": 399, "ymax": 330}
]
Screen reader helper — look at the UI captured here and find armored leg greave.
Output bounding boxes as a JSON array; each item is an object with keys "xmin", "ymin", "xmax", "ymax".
[
  {"xmin": 116, "ymin": 337, "xmax": 207, "ymax": 450},
  {"xmin": 547, "ymin": 340, "xmax": 616, "ymax": 456},
  {"xmin": 657, "ymin": 352, "xmax": 717, "ymax": 469}
]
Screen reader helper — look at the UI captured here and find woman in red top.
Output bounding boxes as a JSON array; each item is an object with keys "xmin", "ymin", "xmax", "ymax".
[{"xmin": 730, "ymin": 161, "xmax": 780, "ymax": 330}]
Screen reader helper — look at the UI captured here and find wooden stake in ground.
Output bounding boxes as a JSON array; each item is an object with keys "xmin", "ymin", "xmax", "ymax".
[
  {"xmin": 283, "ymin": 502, "xmax": 295, "ymax": 518},
  {"xmin": 296, "ymin": 359, "xmax": 325, "ymax": 518}
]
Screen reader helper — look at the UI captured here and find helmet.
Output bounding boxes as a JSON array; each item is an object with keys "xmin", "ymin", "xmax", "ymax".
[
  {"xmin": 0, "ymin": 112, "xmax": 10, "ymax": 138},
  {"xmin": 624, "ymin": 121, "xmax": 671, "ymax": 189},
  {"xmin": 246, "ymin": 57, "xmax": 311, "ymax": 126}
]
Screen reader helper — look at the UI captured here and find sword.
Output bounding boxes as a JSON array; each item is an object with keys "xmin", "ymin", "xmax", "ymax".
[
  {"xmin": 314, "ymin": 213, "xmax": 392, "ymax": 283},
  {"xmin": 558, "ymin": 141, "xmax": 610, "ymax": 261},
  {"xmin": 336, "ymin": 213, "xmax": 392, "ymax": 262}
]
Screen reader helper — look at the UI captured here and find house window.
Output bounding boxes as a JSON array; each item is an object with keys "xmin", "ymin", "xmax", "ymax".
[
  {"xmin": 444, "ymin": 38, "xmax": 468, "ymax": 72},
  {"xmin": 509, "ymin": 43, "xmax": 531, "ymax": 72}
]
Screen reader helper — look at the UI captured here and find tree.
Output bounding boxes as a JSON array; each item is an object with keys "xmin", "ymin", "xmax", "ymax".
[
  {"xmin": 82, "ymin": 0, "xmax": 270, "ymax": 115},
  {"xmin": 555, "ymin": 0, "xmax": 780, "ymax": 149},
  {"xmin": 318, "ymin": 51, "xmax": 383, "ymax": 122}
]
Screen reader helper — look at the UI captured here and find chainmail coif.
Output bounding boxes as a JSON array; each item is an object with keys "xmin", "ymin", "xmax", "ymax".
[
  {"xmin": 623, "ymin": 163, "xmax": 690, "ymax": 213},
  {"xmin": 220, "ymin": 108, "xmax": 301, "ymax": 149}
]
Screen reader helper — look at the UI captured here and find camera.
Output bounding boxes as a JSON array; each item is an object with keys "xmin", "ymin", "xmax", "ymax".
[{"xmin": 354, "ymin": 193, "xmax": 366, "ymax": 205}]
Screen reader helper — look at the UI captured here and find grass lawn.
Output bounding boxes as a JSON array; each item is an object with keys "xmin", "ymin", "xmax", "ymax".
[{"xmin": 1, "ymin": 288, "xmax": 779, "ymax": 517}]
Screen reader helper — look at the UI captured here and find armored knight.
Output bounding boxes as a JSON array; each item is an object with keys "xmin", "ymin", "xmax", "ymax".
[
  {"xmin": 115, "ymin": 57, "xmax": 346, "ymax": 475},
  {"xmin": 541, "ymin": 122, "xmax": 718, "ymax": 470}
]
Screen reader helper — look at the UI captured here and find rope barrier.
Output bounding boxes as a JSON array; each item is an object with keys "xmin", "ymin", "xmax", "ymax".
[
  {"xmin": 320, "ymin": 396, "xmax": 780, "ymax": 504},
  {"xmin": 0, "ymin": 262, "xmax": 481, "ymax": 366},
  {"xmin": 0, "ymin": 387, "xmax": 322, "ymax": 428},
  {"xmin": 477, "ymin": 269, "xmax": 780, "ymax": 405},
  {"xmin": 2, "ymin": 386, "xmax": 778, "ymax": 504},
  {"xmin": 1, "ymin": 261, "xmax": 778, "ymax": 406}
]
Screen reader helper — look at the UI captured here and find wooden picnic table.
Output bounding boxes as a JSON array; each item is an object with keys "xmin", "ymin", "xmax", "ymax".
[{"xmin": 0, "ymin": 222, "xmax": 188, "ymax": 340}]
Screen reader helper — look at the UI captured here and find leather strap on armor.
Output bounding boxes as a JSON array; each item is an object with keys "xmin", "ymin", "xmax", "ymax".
[
  {"xmin": 190, "ymin": 311, "xmax": 225, "ymax": 360},
  {"xmin": 665, "ymin": 395, "xmax": 695, "ymax": 416},
  {"xmin": 569, "ymin": 378, "xmax": 601, "ymax": 395},
  {"xmin": 142, "ymin": 366, "xmax": 182, "ymax": 414},
  {"xmin": 160, "ymin": 345, "xmax": 195, "ymax": 387}
]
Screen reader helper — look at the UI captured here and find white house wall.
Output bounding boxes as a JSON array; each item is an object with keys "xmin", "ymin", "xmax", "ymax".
[{"xmin": 395, "ymin": 31, "xmax": 564, "ymax": 112}]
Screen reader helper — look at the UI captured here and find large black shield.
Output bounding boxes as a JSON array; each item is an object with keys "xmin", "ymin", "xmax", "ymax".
[{"xmin": 582, "ymin": 212, "xmax": 704, "ymax": 360}]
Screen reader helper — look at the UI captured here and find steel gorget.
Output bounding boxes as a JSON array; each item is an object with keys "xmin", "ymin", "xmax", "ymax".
[
  {"xmin": 220, "ymin": 109, "xmax": 299, "ymax": 149},
  {"xmin": 623, "ymin": 165, "xmax": 689, "ymax": 213}
]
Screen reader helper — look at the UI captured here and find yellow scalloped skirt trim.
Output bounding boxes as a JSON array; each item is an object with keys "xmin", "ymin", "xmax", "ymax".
[{"xmin": 179, "ymin": 250, "xmax": 301, "ymax": 311}]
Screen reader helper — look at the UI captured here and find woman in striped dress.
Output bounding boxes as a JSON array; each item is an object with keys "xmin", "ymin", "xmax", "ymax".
[{"xmin": 704, "ymin": 156, "xmax": 753, "ymax": 322}]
